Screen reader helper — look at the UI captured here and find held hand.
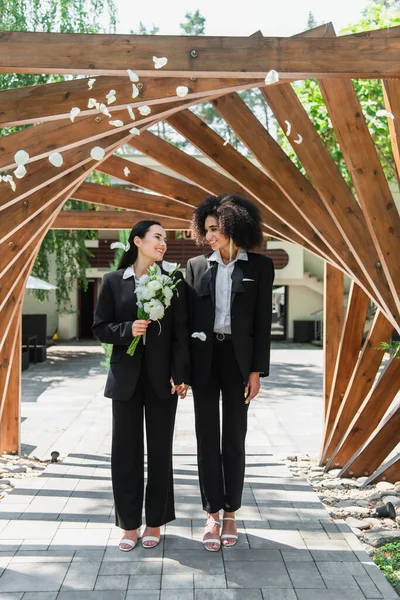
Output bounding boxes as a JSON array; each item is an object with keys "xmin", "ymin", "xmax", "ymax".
[
  {"xmin": 132, "ymin": 320, "xmax": 150, "ymax": 337},
  {"xmin": 170, "ymin": 379, "xmax": 189, "ymax": 399},
  {"xmin": 244, "ymin": 372, "xmax": 261, "ymax": 404}
]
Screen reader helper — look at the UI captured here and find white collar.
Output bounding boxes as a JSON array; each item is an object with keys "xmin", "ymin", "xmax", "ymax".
[
  {"xmin": 122, "ymin": 263, "xmax": 162, "ymax": 280},
  {"xmin": 208, "ymin": 248, "xmax": 248, "ymax": 266}
]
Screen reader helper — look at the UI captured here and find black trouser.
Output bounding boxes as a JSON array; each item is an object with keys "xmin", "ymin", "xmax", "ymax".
[
  {"xmin": 111, "ymin": 355, "xmax": 178, "ymax": 530},
  {"xmin": 193, "ymin": 337, "xmax": 249, "ymax": 514}
]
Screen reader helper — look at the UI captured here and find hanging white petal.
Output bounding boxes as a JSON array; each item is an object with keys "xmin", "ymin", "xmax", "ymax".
[
  {"xmin": 376, "ymin": 109, "xmax": 395, "ymax": 119},
  {"xmin": 109, "ymin": 119, "xmax": 124, "ymax": 127},
  {"xmin": 49, "ymin": 152, "xmax": 63, "ymax": 167},
  {"xmin": 153, "ymin": 56, "xmax": 168, "ymax": 69},
  {"xmin": 285, "ymin": 120, "xmax": 291, "ymax": 136},
  {"xmin": 265, "ymin": 69, "xmax": 279, "ymax": 85},
  {"xmin": 14, "ymin": 164, "xmax": 26, "ymax": 179},
  {"xmin": 3, "ymin": 174, "xmax": 16, "ymax": 191},
  {"xmin": 88, "ymin": 97, "xmax": 99, "ymax": 109},
  {"xmin": 106, "ymin": 89, "xmax": 117, "ymax": 105},
  {"xmin": 176, "ymin": 86, "xmax": 189, "ymax": 97},
  {"xmin": 88, "ymin": 78, "xmax": 96, "ymax": 90},
  {"xmin": 14, "ymin": 149, "xmax": 30, "ymax": 166},
  {"xmin": 191, "ymin": 331, "xmax": 207, "ymax": 342},
  {"xmin": 138, "ymin": 105, "xmax": 151, "ymax": 116},
  {"xmin": 127, "ymin": 69, "xmax": 139, "ymax": 82},
  {"xmin": 110, "ymin": 241, "xmax": 130, "ymax": 251},
  {"xmin": 294, "ymin": 134, "xmax": 303, "ymax": 145},
  {"xmin": 129, "ymin": 127, "xmax": 140, "ymax": 136},
  {"xmin": 99, "ymin": 103, "xmax": 112, "ymax": 117},
  {"xmin": 127, "ymin": 105, "xmax": 136, "ymax": 121},
  {"xmin": 124, "ymin": 166, "xmax": 131, "ymax": 177},
  {"xmin": 132, "ymin": 84, "xmax": 139, "ymax": 99},
  {"xmin": 69, "ymin": 107, "xmax": 80, "ymax": 122},
  {"xmin": 162, "ymin": 260, "xmax": 178, "ymax": 273},
  {"xmin": 90, "ymin": 146, "xmax": 105, "ymax": 160}
]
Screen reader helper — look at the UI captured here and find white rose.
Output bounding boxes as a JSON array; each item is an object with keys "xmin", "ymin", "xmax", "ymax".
[
  {"xmin": 147, "ymin": 280, "xmax": 162, "ymax": 292},
  {"xmin": 138, "ymin": 286, "xmax": 156, "ymax": 301},
  {"xmin": 137, "ymin": 274, "xmax": 150, "ymax": 285},
  {"xmin": 144, "ymin": 299, "xmax": 165, "ymax": 321},
  {"xmin": 163, "ymin": 286, "xmax": 173, "ymax": 307}
]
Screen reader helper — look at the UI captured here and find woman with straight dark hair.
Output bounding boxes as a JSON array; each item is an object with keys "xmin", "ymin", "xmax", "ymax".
[
  {"xmin": 186, "ymin": 194, "xmax": 274, "ymax": 552},
  {"xmin": 93, "ymin": 220, "xmax": 190, "ymax": 551}
]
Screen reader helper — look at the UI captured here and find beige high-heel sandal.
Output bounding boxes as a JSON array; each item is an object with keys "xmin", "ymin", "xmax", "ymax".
[
  {"xmin": 221, "ymin": 517, "xmax": 238, "ymax": 547},
  {"xmin": 203, "ymin": 519, "xmax": 221, "ymax": 552},
  {"xmin": 119, "ymin": 529, "xmax": 141, "ymax": 552}
]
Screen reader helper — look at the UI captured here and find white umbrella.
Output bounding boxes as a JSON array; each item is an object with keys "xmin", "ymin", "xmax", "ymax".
[{"xmin": 26, "ymin": 276, "xmax": 57, "ymax": 290}]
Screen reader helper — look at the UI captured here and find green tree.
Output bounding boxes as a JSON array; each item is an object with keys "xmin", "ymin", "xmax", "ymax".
[
  {"xmin": 0, "ymin": 0, "xmax": 117, "ymax": 309},
  {"xmin": 130, "ymin": 21, "xmax": 159, "ymax": 35},
  {"xmin": 307, "ymin": 11, "xmax": 318, "ymax": 29},
  {"xmin": 180, "ymin": 9, "xmax": 205, "ymax": 35}
]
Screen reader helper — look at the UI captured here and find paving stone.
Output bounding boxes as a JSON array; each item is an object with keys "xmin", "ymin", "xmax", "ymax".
[
  {"xmin": 128, "ymin": 576, "xmax": 161, "ymax": 590},
  {"xmin": 225, "ymin": 561, "xmax": 292, "ymax": 589},
  {"xmin": 0, "ymin": 521, "xmax": 60, "ymax": 540},
  {"xmin": 61, "ymin": 561, "xmax": 101, "ymax": 590},
  {"xmin": 162, "ymin": 550, "xmax": 224, "ymax": 574},
  {"xmin": 222, "ymin": 549, "xmax": 282, "ymax": 562},
  {"xmin": 58, "ymin": 593, "xmax": 126, "ymax": 600},
  {"xmin": 281, "ymin": 550, "xmax": 313, "ymax": 562},
  {"xmin": 0, "ymin": 562, "xmax": 69, "ymax": 592},
  {"xmin": 285, "ymin": 561, "xmax": 326, "ymax": 588},
  {"xmin": 161, "ymin": 574, "xmax": 193, "ymax": 589},
  {"xmin": 22, "ymin": 594, "xmax": 57, "ymax": 600},
  {"xmin": 196, "ymin": 591, "xmax": 263, "ymax": 600},
  {"xmin": 194, "ymin": 573, "xmax": 226, "ymax": 589},
  {"xmin": 11, "ymin": 550, "xmax": 73, "ymax": 563},
  {"xmin": 99, "ymin": 561, "xmax": 162, "ymax": 576},
  {"xmin": 353, "ymin": 575, "xmax": 382, "ymax": 598},
  {"xmin": 126, "ymin": 592, "xmax": 160, "ymax": 600},
  {"xmin": 160, "ymin": 592, "xmax": 193, "ymax": 600},
  {"xmin": 295, "ymin": 591, "xmax": 366, "ymax": 600},
  {"xmin": 0, "ymin": 595, "xmax": 23, "ymax": 600},
  {"xmin": 94, "ymin": 575, "xmax": 128, "ymax": 590},
  {"xmin": 50, "ymin": 528, "xmax": 109, "ymax": 549},
  {"xmin": 362, "ymin": 562, "xmax": 400, "ymax": 598},
  {"xmin": 261, "ymin": 592, "xmax": 297, "ymax": 600},
  {"xmin": 104, "ymin": 545, "xmax": 163, "ymax": 561}
]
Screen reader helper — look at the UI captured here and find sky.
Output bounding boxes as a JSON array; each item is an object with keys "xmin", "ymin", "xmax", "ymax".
[{"xmin": 114, "ymin": 0, "xmax": 370, "ymax": 36}]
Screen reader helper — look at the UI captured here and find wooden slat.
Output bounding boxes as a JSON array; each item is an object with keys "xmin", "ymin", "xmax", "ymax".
[
  {"xmin": 363, "ymin": 453, "xmax": 400, "ymax": 485},
  {"xmin": 339, "ymin": 401, "xmax": 400, "ymax": 478},
  {"xmin": 214, "ymin": 92, "xmax": 379, "ymax": 302},
  {"xmin": 319, "ymin": 78, "xmax": 400, "ymax": 317},
  {"xmin": 332, "ymin": 357, "xmax": 400, "ymax": 470},
  {"xmin": 383, "ymin": 80, "xmax": 400, "ymax": 182},
  {"xmin": 0, "ymin": 95, "xmax": 207, "ymax": 172},
  {"xmin": 128, "ymin": 130, "xmax": 249, "ymax": 197},
  {"xmin": 323, "ymin": 264, "xmax": 344, "ymax": 416},
  {"xmin": 320, "ymin": 282, "xmax": 370, "ymax": 464},
  {"xmin": 261, "ymin": 83, "xmax": 399, "ymax": 329},
  {"xmin": 2, "ymin": 30, "xmax": 400, "ymax": 78},
  {"xmin": 0, "ymin": 76, "xmax": 263, "ymax": 126},
  {"xmin": 71, "ymin": 182, "xmax": 193, "ymax": 219},
  {"xmin": 52, "ymin": 210, "xmax": 190, "ymax": 230},
  {"xmin": 0, "ymin": 314, "xmax": 21, "ymax": 453},
  {"xmin": 324, "ymin": 310, "xmax": 394, "ymax": 468},
  {"xmin": 166, "ymin": 110, "xmax": 338, "ymax": 263}
]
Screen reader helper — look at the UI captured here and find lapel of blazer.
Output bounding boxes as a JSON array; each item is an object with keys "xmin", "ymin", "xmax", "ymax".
[
  {"xmin": 198, "ymin": 259, "xmax": 218, "ymax": 307},
  {"xmin": 231, "ymin": 259, "xmax": 246, "ymax": 308},
  {"xmin": 121, "ymin": 271, "xmax": 138, "ymax": 319}
]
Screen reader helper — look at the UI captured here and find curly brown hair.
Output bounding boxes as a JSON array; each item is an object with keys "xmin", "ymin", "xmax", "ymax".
[{"xmin": 191, "ymin": 193, "xmax": 264, "ymax": 250}]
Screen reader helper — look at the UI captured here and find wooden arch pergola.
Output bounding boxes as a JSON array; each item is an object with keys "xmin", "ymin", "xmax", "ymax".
[{"xmin": 1, "ymin": 23, "xmax": 400, "ymax": 483}]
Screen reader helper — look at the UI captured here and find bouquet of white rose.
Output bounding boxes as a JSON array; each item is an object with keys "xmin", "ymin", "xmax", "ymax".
[{"xmin": 126, "ymin": 262, "xmax": 182, "ymax": 356}]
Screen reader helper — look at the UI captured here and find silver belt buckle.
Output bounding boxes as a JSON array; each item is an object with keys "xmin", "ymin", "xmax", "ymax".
[{"xmin": 216, "ymin": 332, "xmax": 225, "ymax": 341}]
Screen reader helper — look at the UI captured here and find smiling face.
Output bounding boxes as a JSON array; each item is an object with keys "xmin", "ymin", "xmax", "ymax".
[
  {"xmin": 134, "ymin": 224, "xmax": 167, "ymax": 262},
  {"xmin": 204, "ymin": 214, "xmax": 230, "ymax": 254}
]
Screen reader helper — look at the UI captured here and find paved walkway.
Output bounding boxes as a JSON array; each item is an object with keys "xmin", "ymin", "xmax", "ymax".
[{"xmin": 0, "ymin": 343, "xmax": 396, "ymax": 599}]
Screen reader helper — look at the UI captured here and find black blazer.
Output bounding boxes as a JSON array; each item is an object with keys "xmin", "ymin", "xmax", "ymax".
[
  {"xmin": 92, "ymin": 267, "xmax": 190, "ymax": 401},
  {"xmin": 186, "ymin": 252, "xmax": 274, "ymax": 387}
]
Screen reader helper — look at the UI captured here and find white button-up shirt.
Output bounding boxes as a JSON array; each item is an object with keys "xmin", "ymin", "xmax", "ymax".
[{"xmin": 209, "ymin": 248, "xmax": 248, "ymax": 334}]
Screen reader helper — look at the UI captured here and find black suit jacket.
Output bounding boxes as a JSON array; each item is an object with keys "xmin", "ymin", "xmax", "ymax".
[
  {"xmin": 92, "ymin": 267, "xmax": 190, "ymax": 401},
  {"xmin": 186, "ymin": 252, "xmax": 274, "ymax": 387}
]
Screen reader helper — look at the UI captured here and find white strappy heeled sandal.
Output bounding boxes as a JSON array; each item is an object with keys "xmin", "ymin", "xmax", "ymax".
[
  {"xmin": 221, "ymin": 517, "xmax": 238, "ymax": 547},
  {"xmin": 119, "ymin": 529, "xmax": 141, "ymax": 552},
  {"xmin": 203, "ymin": 519, "xmax": 221, "ymax": 552},
  {"xmin": 142, "ymin": 534, "xmax": 161, "ymax": 548}
]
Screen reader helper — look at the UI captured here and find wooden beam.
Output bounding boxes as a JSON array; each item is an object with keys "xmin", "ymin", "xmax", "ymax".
[
  {"xmin": 166, "ymin": 110, "xmax": 338, "ymax": 263},
  {"xmin": 323, "ymin": 263, "xmax": 344, "ymax": 416},
  {"xmin": 2, "ymin": 30, "xmax": 400, "ymax": 78},
  {"xmin": 72, "ymin": 182, "xmax": 193, "ymax": 219},
  {"xmin": 319, "ymin": 78, "xmax": 400, "ymax": 317},
  {"xmin": 331, "ymin": 357, "xmax": 400, "ymax": 471},
  {"xmin": 320, "ymin": 282, "xmax": 370, "ymax": 464},
  {"xmin": 339, "ymin": 401, "xmax": 400, "ymax": 478},
  {"xmin": 52, "ymin": 210, "xmax": 190, "ymax": 230},
  {"xmin": 0, "ymin": 75, "xmax": 263, "ymax": 126},
  {"xmin": 324, "ymin": 310, "xmax": 393, "ymax": 468},
  {"xmin": 363, "ymin": 453, "xmax": 400, "ymax": 485},
  {"xmin": 0, "ymin": 312, "xmax": 21, "ymax": 454},
  {"xmin": 383, "ymin": 80, "xmax": 400, "ymax": 183},
  {"xmin": 213, "ymin": 92, "xmax": 380, "ymax": 302},
  {"xmin": 261, "ymin": 82, "xmax": 399, "ymax": 330}
]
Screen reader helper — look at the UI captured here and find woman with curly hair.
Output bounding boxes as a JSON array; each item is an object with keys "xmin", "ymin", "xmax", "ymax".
[{"xmin": 186, "ymin": 193, "xmax": 274, "ymax": 552}]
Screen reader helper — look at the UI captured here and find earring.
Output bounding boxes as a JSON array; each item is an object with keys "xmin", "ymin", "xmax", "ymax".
[{"xmin": 229, "ymin": 238, "xmax": 233, "ymax": 262}]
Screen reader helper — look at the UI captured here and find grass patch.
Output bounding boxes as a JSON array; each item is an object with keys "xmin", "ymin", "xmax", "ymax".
[{"xmin": 371, "ymin": 541, "xmax": 400, "ymax": 593}]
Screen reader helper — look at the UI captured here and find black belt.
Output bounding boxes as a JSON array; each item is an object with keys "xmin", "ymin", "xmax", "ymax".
[{"xmin": 214, "ymin": 332, "xmax": 232, "ymax": 341}]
